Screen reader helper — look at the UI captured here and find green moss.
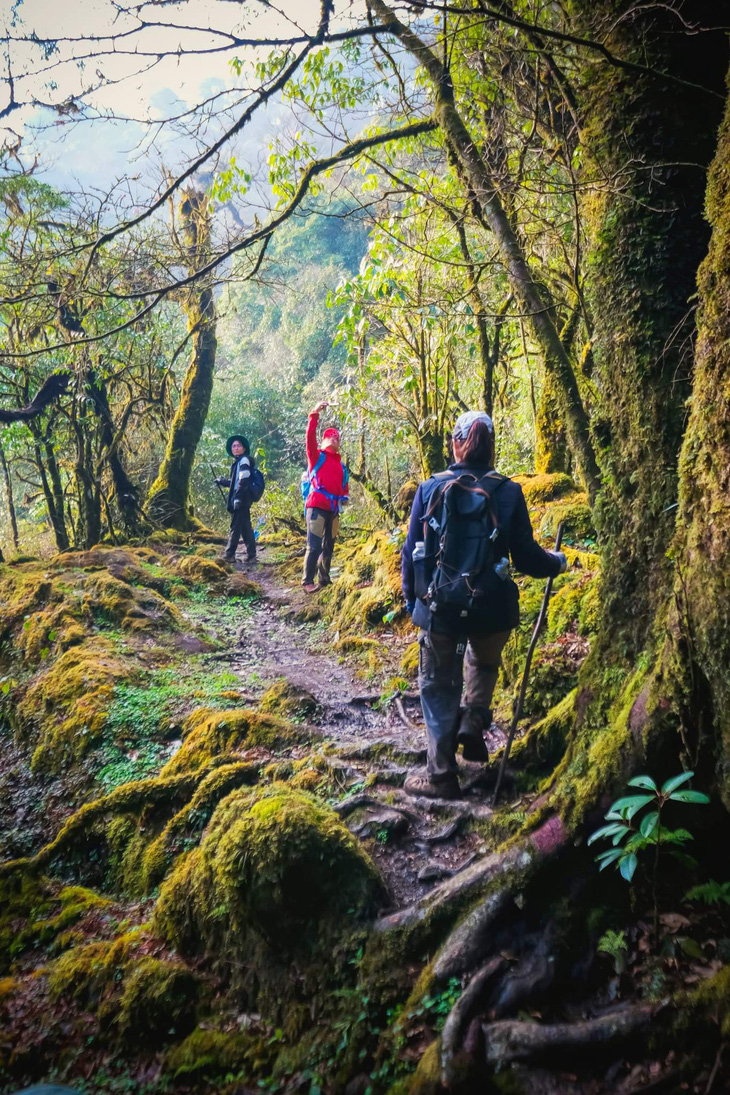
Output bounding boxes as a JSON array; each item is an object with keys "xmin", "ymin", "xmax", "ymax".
[
  {"xmin": 400, "ymin": 641, "xmax": 419, "ymax": 678},
  {"xmin": 407, "ymin": 1039, "xmax": 440, "ymax": 1095},
  {"xmin": 82, "ymin": 570, "xmax": 183, "ymax": 632},
  {"xmin": 175, "ymin": 554, "xmax": 229, "ymax": 585},
  {"xmin": 324, "ymin": 532, "xmax": 405, "ymax": 634},
  {"xmin": 164, "ymin": 1027, "xmax": 273, "ymax": 1081},
  {"xmin": 154, "ymin": 783, "xmax": 382, "ymax": 1013},
  {"xmin": 514, "ymin": 473, "xmax": 576, "ymax": 505},
  {"xmin": 508, "ymin": 688, "xmax": 576, "ymax": 773},
  {"xmin": 121, "ymin": 761, "xmax": 260, "ymax": 894},
  {"xmin": 160, "ymin": 707, "xmax": 306, "ymax": 776},
  {"xmin": 14, "ymin": 640, "xmax": 135, "ymax": 775},
  {"xmin": 258, "ymin": 678, "xmax": 318, "ymax": 720},
  {"xmin": 117, "ymin": 956, "xmax": 200, "ymax": 1045},
  {"xmin": 539, "ymin": 496, "xmax": 595, "ymax": 543},
  {"xmin": 687, "ymin": 964, "xmax": 730, "ymax": 1037}
]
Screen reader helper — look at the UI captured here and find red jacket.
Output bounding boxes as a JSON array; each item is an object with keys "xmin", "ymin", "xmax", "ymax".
[{"xmin": 306, "ymin": 412, "xmax": 349, "ymax": 513}]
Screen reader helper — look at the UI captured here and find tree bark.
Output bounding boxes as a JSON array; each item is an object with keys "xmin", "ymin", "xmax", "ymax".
[
  {"xmin": 368, "ymin": 0, "xmax": 601, "ymax": 502},
  {"xmin": 574, "ymin": 0, "xmax": 727, "ymax": 653},
  {"xmin": 666, "ymin": 72, "xmax": 730, "ymax": 806},
  {"xmin": 28, "ymin": 422, "xmax": 69, "ymax": 552},
  {"xmin": 146, "ymin": 189, "xmax": 217, "ymax": 529},
  {"xmin": 87, "ymin": 366, "xmax": 141, "ymax": 534},
  {"xmin": 0, "ymin": 440, "xmax": 19, "ymax": 550}
]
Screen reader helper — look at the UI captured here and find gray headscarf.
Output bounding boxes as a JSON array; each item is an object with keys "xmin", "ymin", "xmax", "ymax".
[{"xmin": 452, "ymin": 410, "xmax": 494, "ymax": 441}]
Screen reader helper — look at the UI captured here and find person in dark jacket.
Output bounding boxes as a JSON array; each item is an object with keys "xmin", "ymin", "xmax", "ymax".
[
  {"xmin": 401, "ymin": 410, "xmax": 566, "ymax": 800},
  {"xmin": 216, "ymin": 434, "xmax": 257, "ymax": 564},
  {"xmin": 302, "ymin": 400, "xmax": 349, "ymax": 592}
]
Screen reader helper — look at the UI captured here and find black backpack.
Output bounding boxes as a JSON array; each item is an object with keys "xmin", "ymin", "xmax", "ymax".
[
  {"xmin": 248, "ymin": 456, "xmax": 265, "ymax": 502},
  {"xmin": 413, "ymin": 470, "xmax": 509, "ymax": 627}
]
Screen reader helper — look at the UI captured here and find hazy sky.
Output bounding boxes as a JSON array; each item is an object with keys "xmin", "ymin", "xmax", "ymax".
[{"xmin": 4, "ymin": 0, "xmax": 366, "ymax": 193}]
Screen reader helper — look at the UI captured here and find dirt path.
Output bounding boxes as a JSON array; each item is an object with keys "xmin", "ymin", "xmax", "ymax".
[{"xmin": 191, "ymin": 551, "xmax": 504, "ymax": 912}]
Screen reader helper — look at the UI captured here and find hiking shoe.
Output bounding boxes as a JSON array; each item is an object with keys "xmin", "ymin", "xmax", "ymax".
[
  {"xmin": 404, "ymin": 773, "xmax": 461, "ymax": 800},
  {"xmin": 458, "ymin": 734, "xmax": 490, "ymax": 763},
  {"xmin": 302, "ymin": 582, "xmax": 318, "ymax": 594},
  {"xmin": 223, "ymin": 553, "xmax": 236, "ymax": 564},
  {"xmin": 457, "ymin": 707, "xmax": 491, "ymax": 763}
]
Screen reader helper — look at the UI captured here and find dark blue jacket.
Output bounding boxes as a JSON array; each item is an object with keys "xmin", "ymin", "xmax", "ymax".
[{"xmin": 401, "ymin": 463, "xmax": 561, "ymax": 632}]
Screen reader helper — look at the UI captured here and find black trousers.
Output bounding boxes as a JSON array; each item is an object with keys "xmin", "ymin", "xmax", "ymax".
[{"xmin": 225, "ymin": 503, "xmax": 256, "ymax": 560}]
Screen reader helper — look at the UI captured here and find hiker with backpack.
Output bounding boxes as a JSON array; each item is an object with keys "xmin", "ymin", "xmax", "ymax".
[
  {"xmin": 302, "ymin": 400, "xmax": 349, "ymax": 593},
  {"xmin": 216, "ymin": 434, "xmax": 265, "ymax": 564},
  {"xmin": 401, "ymin": 410, "xmax": 567, "ymax": 800}
]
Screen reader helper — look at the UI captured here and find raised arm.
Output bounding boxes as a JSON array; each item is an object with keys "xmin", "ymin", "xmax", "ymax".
[{"xmin": 307, "ymin": 401, "xmax": 328, "ymax": 470}]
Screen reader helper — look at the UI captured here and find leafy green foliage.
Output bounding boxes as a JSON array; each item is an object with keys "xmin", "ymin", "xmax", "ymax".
[
  {"xmin": 597, "ymin": 929, "xmax": 628, "ymax": 975},
  {"xmin": 685, "ymin": 879, "xmax": 730, "ymax": 907},
  {"xmin": 588, "ymin": 772, "xmax": 709, "ymax": 883}
]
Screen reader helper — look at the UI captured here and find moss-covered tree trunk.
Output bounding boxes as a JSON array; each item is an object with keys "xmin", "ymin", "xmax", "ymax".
[
  {"xmin": 146, "ymin": 190, "xmax": 217, "ymax": 530},
  {"xmin": 665, "ymin": 77, "xmax": 730, "ymax": 806},
  {"xmin": 574, "ymin": 0, "xmax": 726, "ymax": 655}
]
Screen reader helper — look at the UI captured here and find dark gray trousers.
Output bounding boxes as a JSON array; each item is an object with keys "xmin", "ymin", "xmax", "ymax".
[{"xmin": 418, "ymin": 628, "xmax": 511, "ymax": 779}]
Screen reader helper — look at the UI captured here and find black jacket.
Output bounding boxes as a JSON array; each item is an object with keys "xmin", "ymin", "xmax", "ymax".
[
  {"xmin": 401, "ymin": 463, "xmax": 561, "ymax": 632},
  {"xmin": 221, "ymin": 455, "xmax": 252, "ymax": 513}
]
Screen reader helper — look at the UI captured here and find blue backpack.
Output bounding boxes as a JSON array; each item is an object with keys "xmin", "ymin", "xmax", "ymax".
[{"xmin": 301, "ymin": 452, "xmax": 349, "ymax": 513}]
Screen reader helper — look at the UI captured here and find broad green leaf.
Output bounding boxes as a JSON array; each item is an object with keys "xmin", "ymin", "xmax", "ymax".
[
  {"xmin": 639, "ymin": 811, "xmax": 659, "ymax": 838},
  {"xmin": 661, "ymin": 771, "xmax": 694, "ymax": 795},
  {"xmin": 611, "ymin": 826, "xmax": 631, "ymax": 846},
  {"xmin": 609, "ymin": 794, "xmax": 654, "ymax": 819},
  {"xmin": 619, "ymin": 853, "xmax": 638, "ymax": 882},
  {"xmin": 587, "ymin": 823, "xmax": 627, "ymax": 846},
  {"xmin": 669, "ymin": 789, "xmax": 709, "ymax": 804},
  {"xmin": 596, "ymin": 848, "xmax": 623, "ymax": 870},
  {"xmin": 627, "ymin": 775, "xmax": 658, "ymax": 792}
]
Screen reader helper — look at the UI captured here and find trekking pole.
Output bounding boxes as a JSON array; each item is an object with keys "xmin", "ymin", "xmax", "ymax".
[
  {"xmin": 493, "ymin": 521, "xmax": 564, "ymax": 807},
  {"xmin": 209, "ymin": 463, "xmax": 228, "ymax": 508}
]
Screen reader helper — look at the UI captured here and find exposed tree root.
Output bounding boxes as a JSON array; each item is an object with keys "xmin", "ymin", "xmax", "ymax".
[
  {"xmin": 440, "ymin": 956, "xmax": 507, "ymax": 1086},
  {"xmin": 375, "ymin": 841, "xmax": 535, "ymax": 934},
  {"xmin": 432, "ymin": 887, "xmax": 515, "ymax": 983},
  {"xmin": 483, "ymin": 1003, "xmax": 658, "ymax": 1065},
  {"xmin": 0, "ymin": 772, "xmax": 201, "ymax": 878}
]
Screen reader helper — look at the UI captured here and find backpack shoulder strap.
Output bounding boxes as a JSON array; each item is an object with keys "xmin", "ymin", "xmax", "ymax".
[{"xmin": 311, "ymin": 451, "xmax": 327, "ymax": 479}]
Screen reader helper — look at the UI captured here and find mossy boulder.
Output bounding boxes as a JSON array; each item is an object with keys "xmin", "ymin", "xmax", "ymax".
[
  {"xmin": 164, "ymin": 1027, "xmax": 274, "ymax": 1081},
  {"xmin": 539, "ymin": 495, "xmax": 596, "ymax": 542},
  {"xmin": 175, "ymin": 554, "xmax": 229, "ymax": 585},
  {"xmin": 325, "ymin": 531, "xmax": 404, "ymax": 633},
  {"xmin": 160, "ymin": 707, "xmax": 306, "ymax": 776},
  {"xmin": 258, "ymin": 678, "xmax": 318, "ymax": 720},
  {"xmin": 514, "ymin": 472, "xmax": 577, "ymax": 505},
  {"xmin": 15, "ymin": 641, "xmax": 135, "ymax": 774},
  {"xmin": 82, "ymin": 570, "xmax": 183, "ymax": 632},
  {"xmin": 48, "ymin": 935, "xmax": 200, "ymax": 1047},
  {"xmin": 117, "ymin": 955, "xmax": 200, "ymax": 1045},
  {"xmin": 154, "ymin": 783, "xmax": 382, "ymax": 1005}
]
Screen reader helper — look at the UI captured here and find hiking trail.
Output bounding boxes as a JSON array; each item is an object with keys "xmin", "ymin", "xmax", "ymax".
[{"xmin": 186, "ymin": 548, "xmax": 507, "ymax": 912}]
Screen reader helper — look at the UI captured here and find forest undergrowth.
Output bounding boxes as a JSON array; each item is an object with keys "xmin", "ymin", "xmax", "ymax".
[{"xmin": 0, "ymin": 472, "xmax": 728, "ymax": 1095}]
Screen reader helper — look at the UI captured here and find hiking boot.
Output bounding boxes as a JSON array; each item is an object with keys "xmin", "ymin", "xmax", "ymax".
[
  {"xmin": 223, "ymin": 553, "xmax": 236, "ymax": 564},
  {"xmin": 403, "ymin": 772, "xmax": 461, "ymax": 800},
  {"xmin": 302, "ymin": 582, "xmax": 318, "ymax": 594},
  {"xmin": 457, "ymin": 707, "xmax": 491, "ymax": 763}
]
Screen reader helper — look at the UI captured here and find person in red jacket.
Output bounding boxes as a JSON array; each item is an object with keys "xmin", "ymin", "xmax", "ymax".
[{"xmin": 303, "ymin": 400, "xmax": 349, "ymax": 593}]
